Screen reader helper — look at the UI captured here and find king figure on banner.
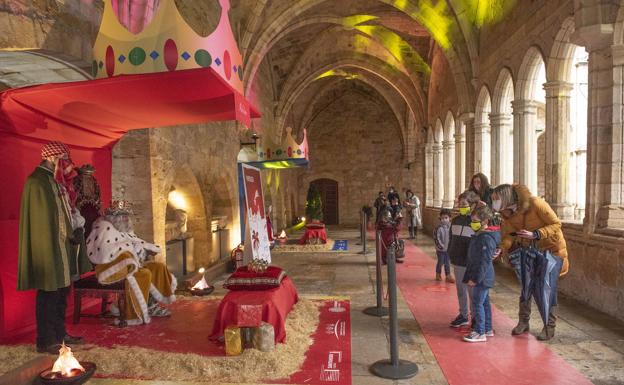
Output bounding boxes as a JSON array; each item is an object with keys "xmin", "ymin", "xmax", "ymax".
[{"xmin": 241, "ymin": 164, "xmax": 271, "ymax": 264}]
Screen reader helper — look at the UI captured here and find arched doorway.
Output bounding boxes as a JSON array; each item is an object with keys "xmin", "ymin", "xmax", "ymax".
[{"xmin": 310, "ymin": 178, "xmax": 339, "ymax": 225}]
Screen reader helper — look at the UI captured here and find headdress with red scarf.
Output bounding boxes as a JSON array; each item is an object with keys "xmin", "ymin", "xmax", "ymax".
[{"xmin": 41, "ymin": 141, "xmax": 78, "ymax": 209}]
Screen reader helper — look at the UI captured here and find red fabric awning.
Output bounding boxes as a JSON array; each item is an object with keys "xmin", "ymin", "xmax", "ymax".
[{"xmin": 0, "ymin": 67, "xmax": 260, "ymax": 148}]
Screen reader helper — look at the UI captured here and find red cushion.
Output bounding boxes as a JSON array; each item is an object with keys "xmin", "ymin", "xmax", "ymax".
[
  {"xmin": 305, "ymin": 221, "xmax": 325, "ymax": 229},
  {"xmin": 224, "ymin": 266, "xmax": 287, "ymax": 291}
]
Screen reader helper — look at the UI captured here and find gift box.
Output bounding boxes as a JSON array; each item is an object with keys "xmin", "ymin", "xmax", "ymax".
[
  {"xmin": 252, "ymin": 322, "xmax": 275, "ymax": 352},
  {"xmin": 224, "ymin": 326, "xmax": 243, "ymax": 356},
  {"xmin": 236, "ymin": 304, "xmax": 263, "ymax": 327}
]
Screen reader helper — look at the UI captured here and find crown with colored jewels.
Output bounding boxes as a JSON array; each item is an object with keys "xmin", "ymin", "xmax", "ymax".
[
  {"xmin": 257, "ymin": 127, "xmax": 309, "ymax": 162},
  {"xmin": 92, "ymin": 0, "xmax": 244, "ymax": 94}
]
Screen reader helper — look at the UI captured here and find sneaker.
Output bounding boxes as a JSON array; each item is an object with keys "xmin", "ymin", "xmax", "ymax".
[
  {"xmin": 485, "ymin": 330, "xmax": 495, "ymax": 337},
  {"xmin": 450, "ymin": 315, "xmax": 470, "ymax": 328},
  {"xmin": 463, "ymin": 331, "xmax": 487, "ymax": 343}
]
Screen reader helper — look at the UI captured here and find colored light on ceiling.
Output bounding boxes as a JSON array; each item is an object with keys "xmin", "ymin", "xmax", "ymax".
[{"xmin": 316, "ymin": 69, "xmax": 359, "ymax": 80}]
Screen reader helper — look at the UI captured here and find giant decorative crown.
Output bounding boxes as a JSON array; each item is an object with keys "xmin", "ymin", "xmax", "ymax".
[
  {"xmin": 92, "ymin": 0, "xmax": 244, "ymax": 94},
  {"xmin": 257, "ymin": 127, "xmax": 309, "ymax": 162}
]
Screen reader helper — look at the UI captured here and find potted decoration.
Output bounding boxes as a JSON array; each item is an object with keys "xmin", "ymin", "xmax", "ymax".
[{"xmin": 305, "ymin": 185, "xmax": 324, "ymax": 227}]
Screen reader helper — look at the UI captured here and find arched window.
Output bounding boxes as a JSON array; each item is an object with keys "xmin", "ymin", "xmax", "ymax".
[
  {"xmin": 516, "ymin": 46, "xmax": 546, "ymax": 195},
  {"xmin": 443, "ymin": 111, "xmax": 456, "ymax": 207},
  {"xmin": 569, "ymin": 46, "xmax": 588, "ymax": 220},
  {"xmin": 491, "ymin": 68, "xmax": 514, "ymax": 185},
  {"xmin": 433, "ymin": 119, "xmax": 444, "ymax": 207},
  {"xmin": 475, "ymin": 86, "xmax": 492, "ymax": 178}
]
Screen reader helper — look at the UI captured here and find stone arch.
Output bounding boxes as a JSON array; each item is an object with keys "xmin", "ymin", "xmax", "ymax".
[
  {"xmin": 491, "ymin": 68, "xmax": 514, "ymax": 184},
  {"xmin": 515, "ymin": 46, "xmax": 547, "ymax": 194},
  {"xmin": 474, "ymin": 85, "xmax": 492, "ymax": 178},
  {"xmin": 164, "ymin": 164, "xmax": 210, "ymax": 267},
  {"xmin": 276, "ymin": 53, "xmax": 425, "ymax": 156},
  {"xmin": 516, "ymin": 45, "xmax": 547, "ymax": 101},
  {"xmin": 547, "ymin": 17, "xmax": 577, "ymax": 82},
  {"xmin": 299, "ymin": 171, "xmax": 346, "ymax": 224},
  {"xmin": 0, "ymin": 50, "xmax": 90, "ymax": 89},
  {"xmin": 242, "ymin": 0, "xmax": 475, "ymax": 113}
]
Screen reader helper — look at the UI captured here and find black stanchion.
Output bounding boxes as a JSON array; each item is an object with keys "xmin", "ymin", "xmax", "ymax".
[
  {"xmin": 355, "ymin": 210, "xmax": 362, "ymax": 246},
  {"xmin": 358, "ymin": 211, "xmax": 371, "ymax": 255},
  {"xmin": 363, "ymin": 230, "xmax": 388, "ymax": 317},
  {"xmin": 370, "ymin": 241, "xmax": 418, "ymax": 379}
]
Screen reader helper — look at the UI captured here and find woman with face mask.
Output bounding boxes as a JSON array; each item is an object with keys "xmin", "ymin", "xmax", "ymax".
[{"xmin": 491, "ymin": 184, "xmax": 569, "ymax": 341}]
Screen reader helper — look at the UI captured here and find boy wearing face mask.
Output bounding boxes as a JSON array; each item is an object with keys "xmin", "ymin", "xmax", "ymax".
[
  {"xmin": 433, "ymin": 209, "xmax": 454, "ymax": 282},
  {"xmin": 448, "ymin": 191, "xmax": 480, "ymax": 328},
  {"xmin": 462, "ymin": 205, "xmax": 501, "ymax": 342}
]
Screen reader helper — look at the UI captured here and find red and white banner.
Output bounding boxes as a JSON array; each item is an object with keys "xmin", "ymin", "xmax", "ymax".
[{"xmin": 241, "ymin": 163, "xmax": 271, "ymax": 263}]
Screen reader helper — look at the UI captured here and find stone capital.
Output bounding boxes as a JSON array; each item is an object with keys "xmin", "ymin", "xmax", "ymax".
[
  {"xmin": 571, "ymin": 24, "xmax": 614, "ymax": 52},
  {"xmin": 442, "ymin": 140, "xmax": 455, "ymax": 149},
  {"xmin": 473, "ymin": 122, "xmax": 490, "ymax": 133},
  {"xmin": 458, "ymin": 112, "xmax": 475, "ymax": 123},
  {"xmin": 489, "ymin": 113, "xmax": 512, "ymax": 125},
  {"xmin": 543, "ymin": 81, "xmax": 574, "ymax": 98},
  {"xmin": 511, "ymin": 99, "xmax": 539, "ymax": 114}
]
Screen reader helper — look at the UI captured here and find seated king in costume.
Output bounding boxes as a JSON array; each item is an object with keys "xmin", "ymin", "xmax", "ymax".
[{"xmin": 86, "ymin": 200, "xmax": 177, "ymax": 325}]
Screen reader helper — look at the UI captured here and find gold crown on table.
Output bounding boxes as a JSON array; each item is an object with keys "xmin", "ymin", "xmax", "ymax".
[
  {"xmin": 92, "ymin": 0, "xmax": 244, "ymax": 94},
  {"xmin": 107, "ymin": 199, "xmax": 134, "ymax": 215},
  {"xmin": 256, "ymin": 127, "xmax": 309, "ymax": 162}
]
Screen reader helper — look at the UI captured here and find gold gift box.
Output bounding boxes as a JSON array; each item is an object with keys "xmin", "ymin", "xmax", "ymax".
[{"xmin": 225, "ymin": 326, "xmax": 243, "ymax": 356}]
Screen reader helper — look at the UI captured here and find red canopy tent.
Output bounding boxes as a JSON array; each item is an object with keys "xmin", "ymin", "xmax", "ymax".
[{"xmin": 0, "ymin": 66, "xmax": 260, "ymax": 337}]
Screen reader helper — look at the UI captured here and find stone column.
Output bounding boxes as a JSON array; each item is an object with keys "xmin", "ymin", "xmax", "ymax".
[
  {"xmin": 432, "ymin": 141, "xmax": 443, "ymax": 207},
  {"xmin": 512, "ymin": 100, "xmax": 539, "ymax": 193},
  {"xmin": 573, "ymin": 25, "xmax": 624, "ymax": 231},
  {"xmin": 455, "ymin": 125, "xmax": 466, "ymax": 196},
  {"xmin": 463, "ymin": 116, "xmax": 475, "ymax": 186},
  {"xmin": 442, "ymin": 139, "xmax": 456, "ymax": 207},
  {"xmin": 489, "ymin": 113, "xmax": 513, "ymax": 185},
  {"xmin": 473, "ymin": 121, "xmax": 491, "ymax": 178},
  {"xmin": 544, "ymin": 81, "xmax": 574, "ymax": 220},
  {"xmin": 425, "ymin": 142, "xmax": 434, "ymax": 206}
]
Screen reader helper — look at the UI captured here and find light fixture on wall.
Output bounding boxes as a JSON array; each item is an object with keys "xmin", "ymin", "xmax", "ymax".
[
  {"xmin": 168, "ymin": 186, "xmax": 188, "ymax": 211},
  {"xmin": 240, "ymin": 132, "xmax": 260, "ymax": 151}
]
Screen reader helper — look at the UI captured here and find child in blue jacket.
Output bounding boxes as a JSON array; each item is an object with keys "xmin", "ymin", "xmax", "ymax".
[{"xmin": 462, "ymin": 205, "xmax": 501, "ymax": 342}]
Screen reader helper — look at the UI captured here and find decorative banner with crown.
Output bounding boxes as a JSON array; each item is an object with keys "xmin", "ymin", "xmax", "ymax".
[{"xmin": 93, "ymin": 0, "xmax": 244, "ymax": 95}]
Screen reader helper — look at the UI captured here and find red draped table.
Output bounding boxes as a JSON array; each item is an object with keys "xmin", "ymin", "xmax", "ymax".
[
  {"xmin": 299, "ymin": 227, "xmax": 328, "ymax": 244},
  {"xmin": 210, "ymin": 276, "xmax": 298, "ymax": 343}
]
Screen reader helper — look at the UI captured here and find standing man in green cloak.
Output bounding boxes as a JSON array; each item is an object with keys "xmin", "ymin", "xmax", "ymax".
[{"xmin": 18, "ymin": 141, "xmax": 92, "ymax": 354}]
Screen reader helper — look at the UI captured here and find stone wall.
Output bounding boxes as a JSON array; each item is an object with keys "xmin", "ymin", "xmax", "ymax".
[
  {"xmin": 298, "ymin": 82, "xmax": 405, "ymax": 226},
  {"xmin": 421, "ymin": 207, "xmax": 624, "ymax": 322},
  {"xmin": 427, "ymin": 46, "xmax": 459, "ymax": 124}
]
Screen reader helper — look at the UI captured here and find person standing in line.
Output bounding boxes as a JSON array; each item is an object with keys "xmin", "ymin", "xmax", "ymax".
[
  {"xmin": 448, "ymin": 191, "xmax": 481, "ymax": 328},
  {"xmin": 373, "ymin": 191, "xmax": 387, "ymax": 224},
  {"xmin": 433, "ymin": 209, "xmax": 454, "ymax": 283},
  {"xmin": 387, "ymin": 186, "xmax": 400, "ymax": 205},
  {"xmin": 404, "ymin": 189, "xmax": 422, "ymax": 239}
]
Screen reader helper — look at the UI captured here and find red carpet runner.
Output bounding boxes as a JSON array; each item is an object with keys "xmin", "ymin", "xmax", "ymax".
[{"xmin": 396, "ymin": 241, "xmax": 593, "ymax": 385}]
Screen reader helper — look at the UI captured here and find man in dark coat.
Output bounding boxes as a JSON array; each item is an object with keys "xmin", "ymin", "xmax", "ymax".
[{"xmin": 18, "ymin": 141, "xmax": 91, "ymax": 354}]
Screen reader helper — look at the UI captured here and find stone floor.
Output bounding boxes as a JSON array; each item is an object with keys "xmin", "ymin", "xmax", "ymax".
[{"xmin": 87, "ymin": 227, "xmax": 624, "ymax": 385}]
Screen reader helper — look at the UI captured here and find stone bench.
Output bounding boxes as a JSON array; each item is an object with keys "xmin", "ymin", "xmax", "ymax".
[{"xmin": 73, "ymin": 274, "xmax": 127, "ymax": 327}]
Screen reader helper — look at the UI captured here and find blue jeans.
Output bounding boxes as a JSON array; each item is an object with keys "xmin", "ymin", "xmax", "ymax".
[
  {"xmin": 435, "ymin": 251, "xmax": 450, "ymax": 275},
  {"xmin": 472, "ymin": 285, "xmax": 492, "ymax": 334}
]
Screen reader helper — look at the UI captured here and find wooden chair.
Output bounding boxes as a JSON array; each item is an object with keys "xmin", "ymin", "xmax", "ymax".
[{"xmin": 73, "ymin": 274, "xmax": 127, "ymax": 327}]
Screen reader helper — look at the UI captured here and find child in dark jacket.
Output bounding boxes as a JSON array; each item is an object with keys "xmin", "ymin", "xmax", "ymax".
[
  {"xmin": 462, "ymin": 205, "xmax": 501, "ymax": 343},
  {"xmin": 448, "ymin": 191, "xmax": 481, "ymax": 328},
  {"xmin": 433, "ymin": 209, "xmax": 454, "ymax": 283}
]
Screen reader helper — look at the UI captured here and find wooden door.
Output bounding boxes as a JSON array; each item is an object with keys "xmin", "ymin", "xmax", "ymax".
[{"xmin": 310, "ymin": 178, "xmax": 339, "ymax": 225}]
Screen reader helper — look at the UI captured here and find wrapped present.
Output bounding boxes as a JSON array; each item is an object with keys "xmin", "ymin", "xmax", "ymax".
[
  {"xmin": 224, "ymin": 326, "xmax": 243, "ymax": 356},
  {"xmin": 252, "ymin": 322, "xmax": 275, "ymax": 352},
  {"xmin": 236, "ymin": 304, "xmax": 263, "ymax": 327},
  {"xmin": 242, "ymin": 327, "xmax": 253, "ymax": 349}
]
